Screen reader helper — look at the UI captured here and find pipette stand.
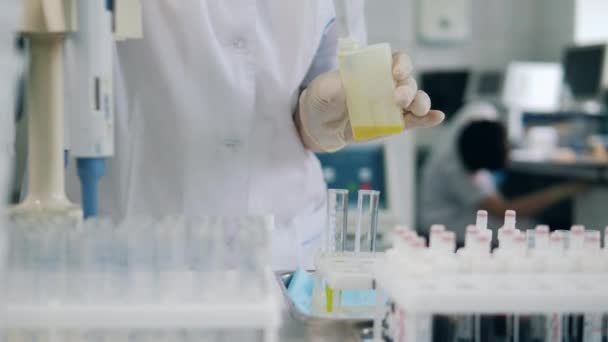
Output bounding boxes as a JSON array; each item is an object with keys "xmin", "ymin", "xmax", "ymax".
[{"xmin": 11, "ymin": 0, "xmax": 82, "ymax": 225}]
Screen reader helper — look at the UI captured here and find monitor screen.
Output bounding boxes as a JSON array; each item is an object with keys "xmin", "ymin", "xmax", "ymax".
[
  {"xmin": 477, "ymin": 71, "xmax": 503, "ymax": 96},
  {"xmin": 420, "ymin": 70, "xmax": 470, "ymax": 120},
  {"xmin": 316, "ymin": 145, "xmax": 387, "ymax": 209},
  {"xmin": 563, "ymin": 45, "xmax": 606, "ymax": 99}
]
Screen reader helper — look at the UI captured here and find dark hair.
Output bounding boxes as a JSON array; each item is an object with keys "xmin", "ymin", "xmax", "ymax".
[{"xmin": 457, "ymin": 120, "xmax": 508, "ymax": 172}]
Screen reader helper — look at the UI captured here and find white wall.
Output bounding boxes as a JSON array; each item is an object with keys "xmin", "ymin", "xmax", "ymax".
[
  {"xmin": 575, "ymin": 0, "xmax": 608, "ymax": 44},
  {"xmin": 364, "ymin": 0, "xmax": 540, "ymax": 71},
  {"xmin": 532, "ymin": 0, "xmax": 576, "ymax": 62}
]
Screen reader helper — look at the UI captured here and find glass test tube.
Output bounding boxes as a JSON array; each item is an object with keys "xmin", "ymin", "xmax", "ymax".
[
  {"xmin": 355, "ymin": 190, "xmax": 380, "ymax": 253},
  {"xmin": 325, "ymin": 189, "xmax": 348, "ymax": 253}
]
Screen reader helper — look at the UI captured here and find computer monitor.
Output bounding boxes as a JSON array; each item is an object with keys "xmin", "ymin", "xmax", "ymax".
[
  {"xmin": 465, "ymin": 70, "xmax": 504, "ymax": 102},
  {"xmin": 477, "ymin": 71, "xmax": 503, "ymax": 97},
  {"xmin": 316, "ymin": 139, "xmax": 414, "ymax": 236},
  {"xmin": 502, "ymin": 62, "xmax": 563, "ymax": 112},
  {"xmin": 420, "ymin": 70, "xmax": 470, "ymax": 120},
  {"xmin": 502, "ymin": 62, "xmax": 563, "ymax": 143},
  {"xmin": 563, "ymin": 44, "xmax": 607, "ymax": 100}
]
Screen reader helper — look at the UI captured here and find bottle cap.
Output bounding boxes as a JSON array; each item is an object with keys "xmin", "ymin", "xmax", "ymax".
[
  {"xmin": 430, "ymin": 224, "xmax": 446, "ymax": 234},
  {"xmin": 571, "ymin": 225, "xmax": 585, "ymax": 235},
  {"xmin": 466, "ymin": 225, "xmax": 479, "ymax": 235},
  {"xmin": 504, "ymin": 210, "xmax": 516, "ymax": 229},
  {"xmin": 476, "ymin": 210, "xmax": 488, "ymax": 230}
]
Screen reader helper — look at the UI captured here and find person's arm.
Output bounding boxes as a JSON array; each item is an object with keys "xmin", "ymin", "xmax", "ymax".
[
  {"xmin": 479, "ymin": 182, "xmax": 587, "ymax": 217},
  {"xmin": 295, "ymin": 7, "xmax": 443, "ymax": 152}
]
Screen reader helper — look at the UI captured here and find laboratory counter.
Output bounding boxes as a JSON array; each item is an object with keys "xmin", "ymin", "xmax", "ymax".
[
  {"xmin": 506, "ymin": 157, "xmax": 608, "ymax": 229},
  {"xmin": 509, "ymin": 159, "xmax": 608, "ymax": 183}
]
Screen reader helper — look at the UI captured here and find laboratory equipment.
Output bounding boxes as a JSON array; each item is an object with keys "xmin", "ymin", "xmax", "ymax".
[
  {"xmin": 563, "ymin": 44, "xmax": 607, "ymax": 101},
  {"xmin": 66, "ymin": 0, "xmax": 141, "ymax": 219},
  {"xmin": 65, "ymin": 0, "xmax": 114, "ymax": 219},
  {"xmin": 1, "ymin": 215, "xmax": 281, "ymax": 342},
  {"xmin": 13, "ymin": 0, "xmax": 142, "ymax": 222},
  {"xmin": 314, "ymin": 189, "xmax": 383, "ymax": 316},
  {"xmin": 316, "ymin": 140, "xmax": 413, "ymax": 236},
  {"xmin": 354, "ymin": 189, "xmax": 380, "ymax": 253},
  {"xmin": 502, "ymin": 62, "xmax": 563, "ymax": 144},
  {"xmin": 325, "ymin": 189, "xmax": 349, "ymax": 253},
  {"xmin": 333, "ymin": 0, "xmax": 405, "ymax": 140},
  {"xmin": 373, "ymin": 212, "xmax": 608, "ymax": 342},
  {"xmin": 420, "ymin": 70, "xmax": 471, "ymax": 120},
  {"xmin": 12, "ymin": 0, "xmax": 82, "ymax": 223}
]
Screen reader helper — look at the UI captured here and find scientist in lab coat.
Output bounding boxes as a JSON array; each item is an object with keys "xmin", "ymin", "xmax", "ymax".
[
  {"xmin": 67, "ymin": 1, "xmax": 444, "ymax": 270},
  {"xmin": 420, "ymin": 102, "xmax": 585, "ymax": 243}
]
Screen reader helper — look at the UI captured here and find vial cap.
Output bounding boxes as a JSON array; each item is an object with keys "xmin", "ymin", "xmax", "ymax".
[
  {"xmin": 502, "ymin": 228, "xmax": 516, "ymax": 235},
  {"xmin": 476, "ymin": 234, "xmax": 490, "ymax": 243},
  {"xmin": 476, "ymin": 210, "xmax": 488, "ymax": 229},
  {"xmin": 441, "ymin": 231, "xmax": 456, "ymax": 241},
  {"xmin": 400, "ymin": 230, "xmax": 416, "ymax": 238},
  {"xmin": 394, "ymin": 225, "xmax": 412, "ymax": 232},
  {"xmin": 550, "ymin": 232, "xmax": 563, "ymax": 241},
  {"xmin": 466, "ymin": 225, "xmax": 479, "ymax": 234},
  {"xmin": 413, "ymin": 236, "xmax": 426, "ymax": 248},
  {"xmin": 584, "ymin": 231, "xmax": 600, "ymax": 241},
  {"xmin": 504, "ymin": 210, "xmax": 516, "ymax": 228},
  {"xmin": 535, "ymin": 225, "xmax": 550, "ymax": 234},
  {"xmin": 571, "ymin": 225, "xmax": 585, "ymax": 234},
  {"xmin": 430, "ymin": 224, "xmax": 446, "ymax": 234},
  {"xmin": 514, "ymin": 235, "xmax": 526, "ymax": 243}
]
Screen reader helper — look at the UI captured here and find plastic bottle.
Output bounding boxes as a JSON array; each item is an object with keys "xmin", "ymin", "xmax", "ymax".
[
  {"xmin": 429, "ymin": 224, "xmax": 446, "ymax": 251},
  {"xmin": 338, "ymin": 38, "xmax": 405, "ymax": 140},
  {"xmin": 498, "ymin": 210, "xmax": 517, "ymax": 245}
]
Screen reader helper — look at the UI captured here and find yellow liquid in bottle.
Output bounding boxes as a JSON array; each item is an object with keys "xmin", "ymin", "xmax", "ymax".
[
  {"xmin": 352, "ymin": 125, "xmax": 405, "ymax": 140},
  {"xmin": 338, "ymin": 41, "xmax": 405, "ymax": 141}
]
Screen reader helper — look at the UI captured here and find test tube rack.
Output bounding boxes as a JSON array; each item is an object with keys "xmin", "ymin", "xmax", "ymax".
[
  {"xmin": 374, "ymin": 257, "xmax": 608, "ymax": 314},
  {"xmin": 371, "ymin": 211, "xmax": 608, "ymax": 342},
  {"xmin": 315, "ymin": 251, "xmax": 381, "ymax": 290},
  {"xmin": 1, "ymin": 268, "xmax": 281, "ymax": 336},
  {"xmin": 0, "ymin": 216, "xmax": 282, "ymax": 342}
]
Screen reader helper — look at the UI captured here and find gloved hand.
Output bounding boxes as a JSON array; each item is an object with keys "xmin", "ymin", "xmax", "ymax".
[{"xmin": 298, "ymin": 52, "xmax": 445, "ymax": 152}]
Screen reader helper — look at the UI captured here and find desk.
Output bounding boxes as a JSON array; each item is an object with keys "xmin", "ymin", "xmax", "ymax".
[{"xmin": 508, "ymin": 159, "xmax": 608, "ymax": 229}]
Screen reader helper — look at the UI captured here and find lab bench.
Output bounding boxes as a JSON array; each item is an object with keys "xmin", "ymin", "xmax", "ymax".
[{"xmin": 506, "ymin": 159, "xmax": 608, "ymax": 229}]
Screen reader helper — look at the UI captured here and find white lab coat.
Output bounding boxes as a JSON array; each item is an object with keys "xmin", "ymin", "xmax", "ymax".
[{"xmin": 66, "ymin": 1, "xmax": 367, "ymax": 270}]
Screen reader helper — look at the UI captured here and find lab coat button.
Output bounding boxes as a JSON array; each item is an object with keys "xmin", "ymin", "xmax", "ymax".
[{"xmin": 233, "ymin": 38, "xmax": 247, "ymax": 50}]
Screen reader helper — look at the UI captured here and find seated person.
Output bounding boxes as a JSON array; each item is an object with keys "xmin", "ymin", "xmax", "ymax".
[{"xmin": 420, "ymin": 119, "xmax": 585, "ymax": 243}]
